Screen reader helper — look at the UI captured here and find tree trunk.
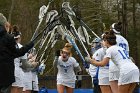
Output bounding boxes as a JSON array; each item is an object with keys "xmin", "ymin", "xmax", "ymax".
[
  {"xmin": 132, "ymin": 0, "xmax": 138, "ymax": 65},
  {"xmin": 8, "ymin": 0, "xmax": 15, "ymax": 24},
  {"xmin": 122, "ymin": 0, "xmax": 127, "ymax": 38}
]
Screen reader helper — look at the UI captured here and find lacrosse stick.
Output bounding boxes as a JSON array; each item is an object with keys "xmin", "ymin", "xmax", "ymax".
[
  {"xmin": 67, "ymin": 15, "xmax": 90, "ymax": 56},
  {"xmin": 57, "ymin": 25, "xmax": 89, "ymax": 68},
  {"xmin": 38, "ymin": 10, "xmax": 59, "ymax": 50},
  {"xmin": 37, "ymin": 11, "xmax": 61, "ymax": 55},
  {"xmin": 62, "ymin": 2, "xmax": 75, "ymax": 16},
  {"xmin": 77, "ymin": 26, "xmax": 91, "ymax": 45},
  {"xmin": 62, "ymin": 3, "xmax": 91, "ymax": 56},
  {"xmin": 31, "ymin": 19, "xmax": 59, "ymax": 43},
  {"xmin": 35, "ymin": 23, "xmax": 60, "ymax": 63},
  {"xmin": 38, "ymin": 38, "xmax": 58, "ymax": 75},
  {"xmin": 62, "ymin": 2, "xmax": 100, "ymax": 39},
  {"xmin": 35, "ymin": 31, "xmax": 58, "ymax": 75},
  {"xmin": 31, "ymin": 5, "xmax": 47, "ymax": 41},
  {"xmin": 34, "ymin": 35, "xmax": 58, "ymax": 75},
  {"xmin": 31, "ymin": 11, "xmax": 60, "ymax": 44},
  {"xmin": 46, "ymin": 10, "xmax": 58, "ymax": 24},
  {"xmin": 30, "ymin": 14, "xmax": 61, "ymax": 60},
  {"xmin": 36, "ymin": 10, "xmax": 61, "ymax": 60},
  {"xmin": 39, "ymin": 27, "xmax": 58, "ymax": 62},
  {"xmin": 31, "ymin": 0, "xmax": 54, "ymax": 41},
  {"xmin": 40, "ymin": 37, "xmax": 58, "ymax": 63}
]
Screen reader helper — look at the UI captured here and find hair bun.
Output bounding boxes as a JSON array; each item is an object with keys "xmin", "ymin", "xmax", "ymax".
[
  {"xmin": 113, "ymin": 22, "xmax": 122, "ymax": 33},
  {"xmin": 117, "ymin": 22, "xmax": 122, "ymax": 25}
]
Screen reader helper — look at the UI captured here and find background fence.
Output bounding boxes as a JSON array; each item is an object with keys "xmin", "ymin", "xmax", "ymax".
[{"xmin": 39, "ymin": 75, "xmax": 92, "ymax": 89}]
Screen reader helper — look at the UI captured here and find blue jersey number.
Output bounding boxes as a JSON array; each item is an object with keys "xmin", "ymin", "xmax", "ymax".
[
  {"xmin": 119, "ymin": 43, "xmax": 127, "ymax": 50},
  {"xmin": 118, "ymin": 49, "xmax": 129, "ymax": 59}
]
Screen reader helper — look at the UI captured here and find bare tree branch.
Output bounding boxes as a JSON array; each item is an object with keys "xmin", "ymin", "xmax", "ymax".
[{"xmin": 8, "ymin": 0, "xmax": 15, "ymax": 23}]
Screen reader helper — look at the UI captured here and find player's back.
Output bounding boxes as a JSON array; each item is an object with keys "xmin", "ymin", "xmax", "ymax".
[{"xmin": 116, "ymin": 34, "xmax": 129, "ymax": 52}]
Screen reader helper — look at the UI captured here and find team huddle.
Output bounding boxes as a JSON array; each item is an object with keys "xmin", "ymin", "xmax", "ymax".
[
  {"xmin": 52, "ymin": 22, "xmax": 139, "ymax": 93},
  {"xmin": 86, "ymin": 22, "xmax": 139, "ymax": 93}
]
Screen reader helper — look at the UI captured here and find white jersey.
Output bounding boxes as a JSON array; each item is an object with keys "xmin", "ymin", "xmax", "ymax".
[
  {"xmin": 88, "ymin": 64, "xmax": 97, "ymax": 78},
  {"xmin": 23, "ymin": 71, "xmax": 33, "ymax": 91},
  {"xmin": 109, "ymin": 35, "xmax": 129, "ymax": 72},
  {"xmin": 12, "ymin": 43, "xmax": 27, "ymax": 87},
  {"xmin": 93, "ymin": 48, "xmax": 109, "ymax": 79},
  {"xmin": 14, "ymin": 43, "xmax": 27, "ymax": 67},
  {"xmin": 31, "ymin": 71, "xmax": 39, "ymax": 91},
  {"xmin": 116, "ymin": 35, "xmax": 129, "ymax": 52},
  {"xmin": 105, "ymin": 45, "xmax": 138, "ymax": 74},
  {"xmin": 57, "ymin": 56, "xmax": 79, "ymax": 82}
]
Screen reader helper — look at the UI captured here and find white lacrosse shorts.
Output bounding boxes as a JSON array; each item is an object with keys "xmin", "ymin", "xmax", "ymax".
[
  {"xmin": 23, "ymin": 71, "xmax": 32, "ymax": 91},
  {"xmin": 12, "ymin": 67, "xmax": 24, "ymax": 87},
  {"xmin": 57, "ymin": 80, "xmax": 75, "ymax": 88},
  {"xmin": 118, "ymin": 69, "xmax": 139, "ymax": 85},
  {"xmin": 109, "ymin": 71, "xmax": 119, "ymax": 81},
  {"xmin": 99, "ymin": 77, "xmax": 110, "ymax": 85}
]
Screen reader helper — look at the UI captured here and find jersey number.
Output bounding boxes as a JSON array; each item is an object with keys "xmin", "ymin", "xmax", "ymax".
[
  {"xmin": 64, "ymin": 68, "xmax": 67, "ymax": 73},
  {"xmin": 118, "ymin": 50, "xmax": 129, "ymax": 59},
  {"xmin": 119, "ymin": 43, "xmax": 127, "ymax": 50}
]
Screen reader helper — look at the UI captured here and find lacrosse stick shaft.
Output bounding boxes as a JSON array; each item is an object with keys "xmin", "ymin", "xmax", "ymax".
[
  {"xmin": 31, "ymin": 20, "xmax": 42, "ymax": 41},
  {"xmin": 68, "ymin": 15, "xmax": 90, "ymax": 56},
  {"xmin": 57, "ymin": 25, "xmax": 88, "ymax": 68},
  {"xmin": 40, "ymin": 39, "xmax": 57, "ymax": 64},
  {"xmin": 66, "ymin": 34, "xmax": 89, "ymax": 68},
  {"xmin": 62, "ymin": 2, "xmax": 100, "ymax": 39},
  {"xmin": 38, "ymin": 27, "xmax": 58, "ymax": 62},
  {"xmin": 79, "ymin": 19, "xmax": 100, "ymax": 39}
]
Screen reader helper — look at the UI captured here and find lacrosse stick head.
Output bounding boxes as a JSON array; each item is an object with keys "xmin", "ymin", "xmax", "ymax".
[
  {"xmin": 62, "ymin": 2, "xmax": 75, "ymax": 16},
  {"xmin": 46, "ymin": 10, "xmax": 58, "ymax": 24},
  {"xmin": 39, "ymin": 5, "xmax": 47, "ymax": 20},
  {"xmin": 77, "ymin": 26, "xmax": 91, "ymax": 45},
  {"xmin": 77, "ymin": 26, "xmax": 86, "ymax": 42}
]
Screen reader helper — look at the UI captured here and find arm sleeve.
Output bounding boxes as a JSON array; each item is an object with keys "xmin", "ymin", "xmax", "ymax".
[
  {"xmin": 74, "ymin": 66, "xmax": 82, "ymax": 73},
  {"xmin": 71, "ymin": 57, "xmax": 79, "ymax": 67},
  {"xmin": 104, "ymin": 48, "xmax": 112, "ymax": 59},
  {"xmin": 7, "ymin": 36, "xmax": 34, "ymax": 58}
]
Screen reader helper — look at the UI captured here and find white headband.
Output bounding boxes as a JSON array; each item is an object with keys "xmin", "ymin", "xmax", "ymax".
[
  {"xmin": 111, "ymin": 23, "xmax": 120, "ymax": 34},
  {"xmin": 14, "ymin": 35, "xmax": 21, "ymax": 39}
]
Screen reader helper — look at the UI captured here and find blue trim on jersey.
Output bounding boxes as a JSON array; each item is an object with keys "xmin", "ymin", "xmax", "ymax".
[{"xmin": 93, "ymin": 66, "xmax": 99, "ymax": 85}]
